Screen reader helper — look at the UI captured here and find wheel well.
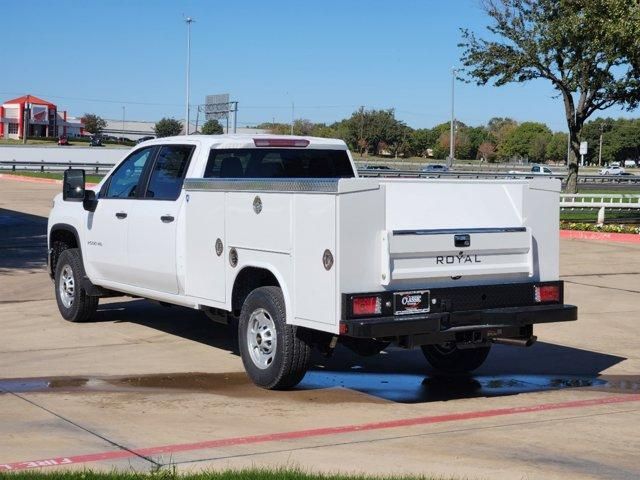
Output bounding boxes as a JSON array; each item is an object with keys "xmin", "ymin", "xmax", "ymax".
[
  {"xmin": 231, "ymin": 267, "xmax": 280, "ymax": 317},
  {"xmin": 50, "ymin": 226, "xmax": 79, "ymax": 277}
]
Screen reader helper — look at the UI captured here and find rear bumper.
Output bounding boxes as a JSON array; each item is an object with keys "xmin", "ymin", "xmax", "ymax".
[{"xmin": 341, "ymin": 303, "xmax": 577, "ymax": 338}]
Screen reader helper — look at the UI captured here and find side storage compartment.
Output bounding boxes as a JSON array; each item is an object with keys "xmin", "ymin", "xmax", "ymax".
[
  {"xmin": 336, "ymin": 185, "xmax": 387, "ymax": 296},
  {"xmin": 292, "ymin": 194, "xmax": 337, "ymax": 328},
  {"xmin": 184, "ymin": 191, "xmax": 227, "ymax": 304}
]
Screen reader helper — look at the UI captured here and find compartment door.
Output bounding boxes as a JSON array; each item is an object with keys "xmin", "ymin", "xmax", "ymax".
[{"xmin": 184, "ymin": 191, "xmax": 226, "ymax": 303}]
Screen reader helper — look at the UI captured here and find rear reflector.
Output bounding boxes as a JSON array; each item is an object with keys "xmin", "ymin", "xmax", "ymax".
[
  {"xmin": 253, "ymin": 138, "xmax": 310, "ymax": 148},
  {"xmin": 534, "ymin": 284, "xmax": 560, "ymax": 303},
  {"xmin": 352, "ymin": 296, "xmax": 382, "ymax": 316}
]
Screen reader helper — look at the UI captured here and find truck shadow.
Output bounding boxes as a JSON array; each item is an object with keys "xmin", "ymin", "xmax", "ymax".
[
  {"xmin": 0, "ymin": 208, "xmax": 47, "ymax": 272},
  {"xmin": 96, "ymin": 298, "xmax": 628, "ymax": 404},
  {"xmin": 95, "ymin": 299, "xmax": 239, "ymax": 354}
]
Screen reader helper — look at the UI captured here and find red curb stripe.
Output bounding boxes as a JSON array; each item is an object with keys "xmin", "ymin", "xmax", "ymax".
[
  {"xmin": 2, "ymin": 394, "xmax": 639, "ymax": 471},
  {"xmin": 561, "ymin": 229, "xmax": 640, "ymax": 244}
]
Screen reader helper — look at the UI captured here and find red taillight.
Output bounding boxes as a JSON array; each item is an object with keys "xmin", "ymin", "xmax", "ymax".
[
  {"xmin": 352, "ymin": 296, "xmax": 382, "ymax": 316},
  {"xmin": 534, "ymin": 284, "xmax": 560, "ymax": 303},
  {"xmin": 253, "ymin": 138, "xmax": 310, "ymax": 148}
]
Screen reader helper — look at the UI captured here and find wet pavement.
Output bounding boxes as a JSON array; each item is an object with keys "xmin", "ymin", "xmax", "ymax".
[{"xmin": 4, "ymin": 371, "xmax": 639, "ymax": 404}]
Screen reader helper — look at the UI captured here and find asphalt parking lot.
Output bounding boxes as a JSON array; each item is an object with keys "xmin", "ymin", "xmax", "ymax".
[{"xmin": 1, "ymin": 176, "xmax": 639, "ymax": 479}]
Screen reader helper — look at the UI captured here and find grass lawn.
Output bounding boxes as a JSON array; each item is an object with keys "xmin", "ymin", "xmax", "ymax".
[
  {"xmin": 2, "ymin": 171, "xmax": 104, "ymax": 184},
  {"xmin": 0, "ymin": 469, "xmax": 446, "ymax": 480}
]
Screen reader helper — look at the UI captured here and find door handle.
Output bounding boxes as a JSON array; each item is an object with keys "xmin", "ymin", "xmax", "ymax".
[
  {"xmin": 115, "ymin": 212, "xmax": 127, "ymax": 219},
  {"xmin": 160, "ymin": 215, "xmax": 175, "ymax": 223}
]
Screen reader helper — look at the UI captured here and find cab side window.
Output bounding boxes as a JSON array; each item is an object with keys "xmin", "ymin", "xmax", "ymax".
[
  {"xmin": 145, "ymin": 145, "xmax": 195, "ymax": 200},
  {"xmin": 104, "ymin": 147, "xmax": 154, "ymax": 198}
]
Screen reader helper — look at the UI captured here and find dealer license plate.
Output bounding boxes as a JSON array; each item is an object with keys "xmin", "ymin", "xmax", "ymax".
[{"xmin": 393, "ymin": 290, "xmax": 431, "ymax": 315}]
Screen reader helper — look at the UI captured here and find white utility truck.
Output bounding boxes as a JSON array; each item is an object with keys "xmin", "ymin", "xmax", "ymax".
[{"xmin": 48, "ymin": 135, "xmax": 577, "ymax": 389}]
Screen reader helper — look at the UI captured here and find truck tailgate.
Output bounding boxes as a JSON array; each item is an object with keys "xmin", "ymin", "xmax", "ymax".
[{"xmin": 380, "ymin": 179, "xmax": 533, "ymax": 285}]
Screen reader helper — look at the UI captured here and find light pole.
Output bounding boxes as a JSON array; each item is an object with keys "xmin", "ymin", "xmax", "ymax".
[
  {"xmin": 184, "ymin": 16, "xmax": 195, "ymax": 135},
  {"xmin": 448, "ymin": 67, "xmax": 458, "ymax": 167},
  {"xmin": 121, "ymin": 106, "xmax": 125, "ymax": 139},
  {"xmin": 290, "ymin": 100, "xmax": 295, "ymax": 135}
]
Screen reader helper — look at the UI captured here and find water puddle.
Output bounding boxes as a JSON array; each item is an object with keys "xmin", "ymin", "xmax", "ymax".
[{"xmin": 0, "ymin": 372, "xmax": 637, "ymax": 404}]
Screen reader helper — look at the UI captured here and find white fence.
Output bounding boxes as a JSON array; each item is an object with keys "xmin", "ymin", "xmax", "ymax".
[{"xmin": 560, "ymin": 193, "xmax": 640, "ymax": 225}]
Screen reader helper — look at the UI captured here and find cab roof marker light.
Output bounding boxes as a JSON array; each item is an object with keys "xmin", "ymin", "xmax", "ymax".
[{"xmin": 253, "ymin": 138, "xmax": 310, "ymax": 148}]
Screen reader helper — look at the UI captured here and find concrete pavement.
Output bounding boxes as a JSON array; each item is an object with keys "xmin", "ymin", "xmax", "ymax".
[{"xmin": 0, "ymin": 177, "xmax": 639, "ymax": 479}]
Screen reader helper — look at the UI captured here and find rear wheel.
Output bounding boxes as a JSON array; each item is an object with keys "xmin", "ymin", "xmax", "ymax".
[
  {"xmin": 421, "ymin": 343, "xmax": 491, "ymax": 374},
  {"xmin": 54, "ymin": 248, "xmax": 98, "ymax": 322},
  {"xmin": 238, "ymin": 286, "xmax": 311, "ymax": 390}
]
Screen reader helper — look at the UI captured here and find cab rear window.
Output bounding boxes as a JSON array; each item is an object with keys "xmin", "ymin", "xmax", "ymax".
[{"xmin": 204, "ymin": 148, "xmax": 354, "ymax": 179}]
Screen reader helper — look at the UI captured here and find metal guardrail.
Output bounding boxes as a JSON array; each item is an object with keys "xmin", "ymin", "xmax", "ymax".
[
  {"xmin": 1, "ymin": 161, "xmax": 639, "ymax": 186},
  {"xmin": 0, "ymin": 160, "xmax": 113, "ymax": 174},
  {"xmin": 560, "ymin": 193, "xmax": 640, "ymax": 225},
  {"xmin": 358, "ymin": 169, "xmax": 640, "ymax": 184}
]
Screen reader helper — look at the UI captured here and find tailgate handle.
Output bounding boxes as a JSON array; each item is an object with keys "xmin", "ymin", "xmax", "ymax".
[{"xmin": 454, "ymin": 234, "xmax": 470, "ymax": 247}]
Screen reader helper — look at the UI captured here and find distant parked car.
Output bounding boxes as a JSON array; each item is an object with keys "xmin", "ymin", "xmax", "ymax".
[
  {"xmin": 531, "ymin": 164, "xmax": 553, "ymax": 174},
  {"xmin": 599, "ymin": 165, "xmax": 626, "ymax": 175},
  {"xmin": 422, "ymin": 164, "xmax": 449, "ymax": 173},
  {"xmin": 136, "ymin": 136, "xmax": 155, "ymax": 144},
  {"xmin": 89, "ymin": 136, "xmax": 103, "ymax": 147},
  {"xmin": 57, "ymin": 136, "xmax": 69, "ymax": 146},
  {"xmin": 363, "ymin": 165, "xmax": 393, "ymax": 171}
]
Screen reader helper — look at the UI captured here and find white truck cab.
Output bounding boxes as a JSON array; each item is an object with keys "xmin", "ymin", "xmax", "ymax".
[{"xmin": 48, "ymin": 134, "xmax": 577, "ymax": 389}]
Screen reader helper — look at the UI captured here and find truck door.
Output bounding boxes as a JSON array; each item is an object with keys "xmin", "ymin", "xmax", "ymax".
[
  {"xmin": 85, "ymin": 147, "xmax": 155, "ymax": 283},
  {"xmin": 126, "ymin": 144, "xmax": 195, "ymax": 294}
]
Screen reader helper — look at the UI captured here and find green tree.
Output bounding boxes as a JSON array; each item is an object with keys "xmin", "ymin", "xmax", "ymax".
[
  {"xmin": 545, "ymin": 132, "xmax": 569, "ymax": 163},
  {"xmin": 81, "ymin": 114, "xmax": 107, "ymax": 135},
  {"xmin": 501, "ymin": 122, "xmax": 552, "ymax": 162},
  {"xmin": 460, "ymin": 0, "xmax": 640, "ymax": 192},
  {"xmin": 201, "ymin": 119, "xmax": 223, "ymax": 135},
  {"xmin": 154, "ymin": 118, "xmax": 183, "ymax": 138},
  {"xmin": 410, "ymin": 128, "xmax": 439, "ymax": 158}
]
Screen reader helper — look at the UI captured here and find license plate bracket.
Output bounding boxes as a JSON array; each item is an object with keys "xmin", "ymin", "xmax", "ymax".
[{"xmin": 394, "ymin": 290, "xmax": 431, "ymax": 315}]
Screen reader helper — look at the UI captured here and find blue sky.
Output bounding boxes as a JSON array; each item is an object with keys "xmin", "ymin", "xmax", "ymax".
[{"xmin": 1, "ymin": 0, "xmax": 635, "ymax": 131}]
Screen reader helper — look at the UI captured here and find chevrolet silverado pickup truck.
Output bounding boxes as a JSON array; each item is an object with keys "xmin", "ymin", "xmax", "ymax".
[{"xmin": 48, "ymin": 135, "xmax": 577, "ymax": 389}]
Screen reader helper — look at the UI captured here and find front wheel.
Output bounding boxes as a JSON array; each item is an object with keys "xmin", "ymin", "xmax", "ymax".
[
  {"xmin": 54, "ymin": 248, "xmax": 98, "ymax": 322},
  {"xmin": 421, "ymin": 343, "xmax": 491, "ymax": 374},
  {"xmin": 238, "ymin": 286, "xmax": 311, "ymax": 390}
]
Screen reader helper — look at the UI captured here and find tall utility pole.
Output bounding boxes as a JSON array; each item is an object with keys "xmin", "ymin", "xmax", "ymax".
[
  {"xmin": 121, "ymin": 106, "xmax": 125, "ymax": 139},
  {"xmin": 184, "ymin": 16, "xmax": 195, "ymax": 135},
  {"xmin": 290, "ymin": 101, "xmax": 295, "ymax": 135},
  {"xmin": 448, "ymin": 67, "xmax": 458, "ymax": 167},
  {"xmin": 598, "ymin": 123, "xmax": 607, "ymax": 166}
]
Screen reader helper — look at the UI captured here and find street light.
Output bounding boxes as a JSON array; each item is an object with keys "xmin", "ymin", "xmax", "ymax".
[
  {"xmin": 122, "ymin": 106, "xmax": 125, "ymax": 140},
  {"xmin": 184, "ymin": 16, "xmax": 195, "ymax": 135},
  {"xmin": 448, "ymin": 67, "xmax": 459, "ymax": 168},
  {"xmin": 290, "ymin": 100, "xmax": 295, "ymax": 135}
]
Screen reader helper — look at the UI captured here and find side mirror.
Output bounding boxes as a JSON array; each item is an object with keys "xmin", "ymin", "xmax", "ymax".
[
  {"xmin": 83, "ymin": 189, "xmax": 98, "ymax": 212},
  {"xmin": 63, "ymin": 169, "xmax": 85, "ymax": 201}
]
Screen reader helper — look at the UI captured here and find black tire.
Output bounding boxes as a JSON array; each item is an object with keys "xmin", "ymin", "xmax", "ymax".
[
  {"xmin": 54, "ymin": 248, "xmax": 98, "ymax": 322},
  {"xmin": 238, "ymin": 286, "xmax": 311, "ymax": 390},
  {"xmin": 421, "ymin": 343, "xmax": 491, "ymax": 374}
]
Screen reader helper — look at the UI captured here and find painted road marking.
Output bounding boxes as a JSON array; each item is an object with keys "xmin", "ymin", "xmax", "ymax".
[{"xmin": 3, "ymin": 393, "xmax": 640, "ymax": 471}]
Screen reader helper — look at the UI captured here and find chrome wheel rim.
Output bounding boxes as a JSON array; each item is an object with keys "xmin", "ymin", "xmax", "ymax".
[
  {"xmin": 246, "ymin": 308, "xmax": 277, "ymax": 369},
  {"xmin": 58, "ymin": 264, "xmax": 75, "ymax": 309}
]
